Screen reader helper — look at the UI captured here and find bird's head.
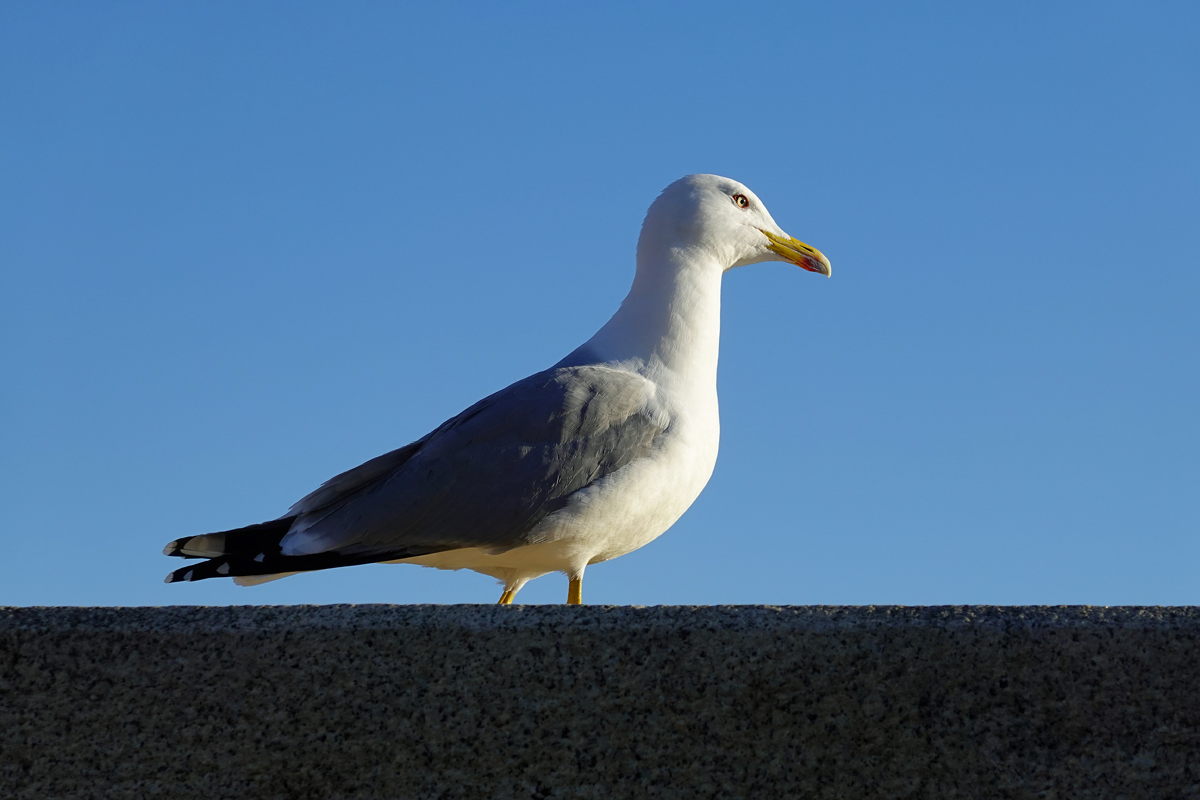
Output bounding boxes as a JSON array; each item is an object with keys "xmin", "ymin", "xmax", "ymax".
[{"xmin": 639, "ymin": 174, "xmax": 830, "ymax": 277}]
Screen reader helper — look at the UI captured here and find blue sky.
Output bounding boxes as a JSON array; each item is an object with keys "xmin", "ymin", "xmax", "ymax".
[{"xmin": 2, "ymin": 3, "xmax": 1196, "ymax": 606}]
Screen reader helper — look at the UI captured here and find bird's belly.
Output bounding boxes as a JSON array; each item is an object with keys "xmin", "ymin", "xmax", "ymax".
[
  {"xmin": 403, "ymin": 421, "xmax": 718, "ymax": 580},
  {"xmin": 531, "ymin": 426, "xmax": 718, "ymax": 567},
  {"xmin": 400, "ymin": 540, "xmax": 578, "ymax": 577}
]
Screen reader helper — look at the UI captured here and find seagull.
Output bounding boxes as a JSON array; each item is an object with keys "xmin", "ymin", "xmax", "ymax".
[{"xmin": 163, "ymin": 174, "xmax": 830, "ymax": 604}]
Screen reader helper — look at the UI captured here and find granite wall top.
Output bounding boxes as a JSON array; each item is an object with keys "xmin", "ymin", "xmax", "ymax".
[{"xmin": 4, "ymin": 606, "xmax": 1198, "ymax": 799}]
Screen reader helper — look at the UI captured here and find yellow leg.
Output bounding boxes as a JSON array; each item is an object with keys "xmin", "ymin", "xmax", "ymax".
[
  {"xmin": 567, "ymin": 578, "xmax": 583, "ymax": 605},
  {"xmin": 497, "ymin": 588, "xmax": 514, "ymax": 605}
]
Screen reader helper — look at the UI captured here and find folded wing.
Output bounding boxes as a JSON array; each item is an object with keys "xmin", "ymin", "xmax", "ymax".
[{"xmin": 165, "ymin": 364, "xmax": 669, "ymax": 583}]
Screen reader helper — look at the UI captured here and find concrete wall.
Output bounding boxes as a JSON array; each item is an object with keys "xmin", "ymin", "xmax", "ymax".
[{"xmin": 2, "ymin": 605, "xmax": 1198, "ymax": 799}]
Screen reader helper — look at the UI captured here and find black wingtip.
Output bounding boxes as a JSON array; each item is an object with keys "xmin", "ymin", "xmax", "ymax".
[{"xmin": 164, "ymin": 566, "xmax": 196, "ymax": 583}]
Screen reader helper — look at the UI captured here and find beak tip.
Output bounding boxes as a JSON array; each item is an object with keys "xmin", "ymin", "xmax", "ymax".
[{"xmin": 760, "ymin": 228, "xmax": 831, "ymax": 278}]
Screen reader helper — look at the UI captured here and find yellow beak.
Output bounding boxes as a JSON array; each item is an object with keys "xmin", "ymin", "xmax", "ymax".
[{"xmin": 758, "ymin": 229, "xmax": 831, "ymax": 277}]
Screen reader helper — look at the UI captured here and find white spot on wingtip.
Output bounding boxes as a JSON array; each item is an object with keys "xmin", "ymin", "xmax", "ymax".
[
  {"xmin": 164, "ymin": 573, "xmax": 175, "ymax": 584},
  {"xmin": 216, "ymin": 562, "xmax": 230, "ymax": 575},
  {"xmin": 183, "ymin": 570, "xmax": 194, "ymax": 582},
  {"xmin": 254, "ymin": 553, "xmax": 265, "ymax": 562},
  {"xmin": 162, "ymin": 541, "xmax": 179, "ymax": 556}
]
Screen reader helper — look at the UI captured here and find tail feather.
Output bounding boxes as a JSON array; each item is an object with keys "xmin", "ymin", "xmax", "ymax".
[
  {"xmin": 164, "ymin": 515, "xmax": 304, "ymax": 585},
  {"xmin": 163, "ymin": 516, "xmax": 453, "ymax": 585},
  {"xmin": 163, "ymin": 517, "xmax": 298, "ymax": 559}
]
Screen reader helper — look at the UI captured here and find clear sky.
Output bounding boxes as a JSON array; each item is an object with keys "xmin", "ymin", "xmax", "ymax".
[{"xmin": 2, "ymin": 3, "xmax": 1197, "ymax": 607}]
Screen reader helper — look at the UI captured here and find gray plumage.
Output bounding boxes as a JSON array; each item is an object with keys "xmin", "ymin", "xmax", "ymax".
[{"xmin": 280, "ymin": 363, "xmax": 669, "ymax": 558}]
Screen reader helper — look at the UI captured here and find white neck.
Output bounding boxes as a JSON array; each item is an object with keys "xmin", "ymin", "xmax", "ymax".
[{"xmin": 560, "ymin": 247, "xmax": 724, "ymax": 398}]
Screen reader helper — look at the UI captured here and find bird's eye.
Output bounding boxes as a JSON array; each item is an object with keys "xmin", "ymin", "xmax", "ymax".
[{"xmin": 733, "ymin": 194, "xmax": 750, "ymax": 209}]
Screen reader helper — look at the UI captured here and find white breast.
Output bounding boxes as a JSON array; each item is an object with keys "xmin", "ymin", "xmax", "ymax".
[{"xmin": 537, "ymin": 396, "xmax": 720, "ymax": 567}]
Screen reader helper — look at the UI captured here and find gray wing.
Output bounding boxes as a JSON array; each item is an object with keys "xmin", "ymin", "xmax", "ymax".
[
  {"xmin": 285, "ymin": 438, "xmax": 430, "ymax": 517},
  {"xmin": 279, "ymin": 365, "xmax": 670, "ymax": 558}
]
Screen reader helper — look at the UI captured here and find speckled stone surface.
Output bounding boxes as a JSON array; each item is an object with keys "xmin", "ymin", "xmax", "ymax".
[{"xmin": 2, "ymin": 606, "xmax": 1198, "ymax": 799}]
